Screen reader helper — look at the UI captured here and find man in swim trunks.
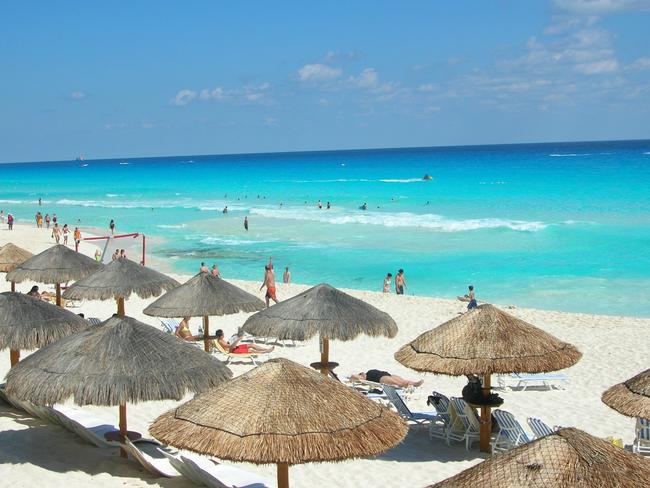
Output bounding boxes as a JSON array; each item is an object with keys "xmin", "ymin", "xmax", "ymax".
[
  {"xmin": 260, "ymin": 264, "xmax": 278, "ymax": 307},
  {"xmin": 350, "ymin": 369, "xmax": 423, "ymax": 387},
  {"xmin": 215, "ymin": 329, "xmax": 274, "ymax": 354},
  {"xmin": 395, "ymin": 269, "xmax": 406, "ymax": 295}
]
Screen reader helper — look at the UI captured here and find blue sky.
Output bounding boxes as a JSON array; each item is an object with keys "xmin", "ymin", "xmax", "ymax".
[{"xmin": 1, "ymin": 0, "xmax": 649, "ymax": 162}]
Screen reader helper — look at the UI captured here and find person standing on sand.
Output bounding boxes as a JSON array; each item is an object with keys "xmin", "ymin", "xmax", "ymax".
[
  {"xmin": 395, "ymin": 269, "xmax": 406, "ymax": 295},
  {"xmin": 244, "ymin": 216, "xmax": 249, "ymax": 231},
  {"xmin": 94, "ymin": 249, "xmax": 102, "ymax": 262},
  {"xmin": 52, "ymin": 213, "xmax": 57, "ymax": 225},
  {"xmin": 112, "ymin": 249, "xmax": 119, "ymax": 261},
  {"xmin": 283, "ymin": 266, "xmax": 291, "ymax": 284},
  {"xmin": 260, "ymin": 265, "xmax": 278, "ymax": 307},
  {"xmin": 211, "ymin": 264, "xmax": 220, "ymax": 278},
  {"xmin": 62, "ymin": 224, "xmax": 70, "ymax": 245},
  {"xmin": 73, "ymin": 227, "xmax": 81, "ymax": 247},
  {"xmin": 51, "ymin": 223, "xmax": 61, "ymax": 243},
  {"xmin": 7, "ymin": 213, "xmax": 14, "ymax": 230},
  {"xmin": 45, "ymin": 213, "xmax": 50, "ymax": 229},
  {"xmin": 0, "ymin": 210, "xmax": 4, "ymax": 224},
  {"xmin": 109, "ymin": 219, "xmax": 115, "ymax": 236},
  {"xmin": 383, "ymin": 273, "xmax": 392, "ymax": 293}
]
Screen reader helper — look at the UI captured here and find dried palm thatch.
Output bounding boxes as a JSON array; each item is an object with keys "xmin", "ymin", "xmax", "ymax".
[
  {"xmin": 6, "ymin": 244, "xmax": 102, "ymax": 284},
  {"xmin": 150, "ymin": 358, "xmax": 407, "ymax": 488},
  {"xmin": 62, "ymin": 258, "xmax": 179, "ymax": 301},
  {"xmin": 0, "ymin": 243, "xmax": 33, "ymax": 273},
  {"xmin": 395, "ymin": 304, "xmax": 581, "ymax": 375},
  {"xmin": 0, "ymin": 292, "xmax": 88, "ymax": 350},
  {"xmin": 143, "ymin": 272, "xmax": 264, "ymax": 317},
  {"xmin": 428, "ymin": 428, "xmax": 650, "ymax": 488},
  {"xmin": 242, "ymin": 283, "xmax": 397, "ymax": 341},
  {"xmin": 602, "ymin": 368, "xmax": 650, "ymax": 419},
  {"xmin": 5, "ymin": 314, "xmax": 232, "ymax": 406}
]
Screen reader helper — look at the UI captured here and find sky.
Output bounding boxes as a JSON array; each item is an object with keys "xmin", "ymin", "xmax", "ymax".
[{"xmin": 1, "ymin": 0, "xmax": 649, "ymax": 163}]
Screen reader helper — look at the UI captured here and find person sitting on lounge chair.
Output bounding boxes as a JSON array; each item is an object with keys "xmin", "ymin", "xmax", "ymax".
[
  {"xmin": 215, "ymin": 329, "xmax": 274, "ymax": 354},
  {"xmin": 350, "ymin": 369, "xmax": 423, "ymax": 387},
  {"xmin": 27, "ymin": 285, "xmax": 54, "ymax": 302},
  {"xmin": 175, "ymin": 317, "xmax": 199, "ymax": 341}
]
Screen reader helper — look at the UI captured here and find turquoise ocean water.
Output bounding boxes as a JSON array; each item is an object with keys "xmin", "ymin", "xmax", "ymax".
[{"xmin": 2, "ymin": 140, "xmax": 649, "ymax": 316}]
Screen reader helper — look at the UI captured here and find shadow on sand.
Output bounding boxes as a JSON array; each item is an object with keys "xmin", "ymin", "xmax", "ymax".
[{"xmin": 377, "ymin": 428, "xmax": 486, "ymax": 463}]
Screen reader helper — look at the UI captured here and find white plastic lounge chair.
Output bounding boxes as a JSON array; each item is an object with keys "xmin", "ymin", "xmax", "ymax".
[
  {"xmin": 449, "ymin": 397, "xmax": 481, "ymax": 450},
  {"xmin": 213, "ymin": 341, "xmax": 261, "ymax": 366},
  {"xmin": 160, "ymin": 318, "xmax": 180, "ymax": 334},
  {"xmin": 426, "ymin": 391, "xmax": 463, "ymax": 444},
  {"xmin": 527, "ymin": 417, "xmax": 555, "ymax": 438},
  {"xmin": 122, "ymin": 438, "xmax": 181, "ymax": 478},
  {"xmin": 162, "ymin": 450, "xmax": 271, "ymax": 487},
  {"xmin": 634, "ymin": 418, "xmax": 650, "ymax": 456},
  {"xmin": 498, "ymin": 372, "xmax": 569, "ymax": 391},
  {"xmin": 383, "ymin": 385, "xmax": 440, "ymax": 427},
  {"xmin": 53, "ymin": 406, "xmax": 121, "ymax": 448},
  {"xmin": 88, "ymin": 317, "xmax": 102, "ymax": 326},
  {"xmin": 492, "ymin": 409, "xmax": 532, "ymax": 452}
]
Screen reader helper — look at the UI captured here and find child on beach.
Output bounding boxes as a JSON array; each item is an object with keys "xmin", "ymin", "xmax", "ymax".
[{"xmin": 383, "ymin": 273, "xmax": 392, "ymax": 293}]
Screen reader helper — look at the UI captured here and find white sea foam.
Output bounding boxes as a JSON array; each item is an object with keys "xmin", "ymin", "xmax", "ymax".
[
  {"xmin": 105, "ymin": 193, "xmax": 122, "ymax": 198},
  {"xmin": 200, "ymin": 236, "xmax": 267, "ymax": 246},
  {"xmin": 119, "ymin": 162, "xmax": 130, "ymax": 165},
  {"xmin": 378, "ymin": 178, "xmax": 424, "ymax": 183},
  {"xmin": 644, "ymin": 151, "xmax": 650, "ymax": 155},
  {"xmin": 0, "ymin": 199, "xmax": 22, "ymax": 204},
  {"xmin": 548, "ymin": 153, "xmax": 592, "ymax": 157},
  {"xmin": 157, "ymin": 224, "xmax": 186, "ymax": 229},
  {"xmin": 248, "ymin": 208, "xmax": 547, "ymax": 232},
  {"xmin": 271, "ymin": 178, "xmax": 425, "ymax": 184}
]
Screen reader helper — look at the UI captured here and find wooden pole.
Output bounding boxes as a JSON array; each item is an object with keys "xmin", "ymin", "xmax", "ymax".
[
  {"xmin": 277, "ymin": 463, "xmax": 289, "ymax": 488},
  {"xmin": 119, "ymin": 403, "xmax": 128, "ymax": 458},
  {"xmin": 9, "ymin": 349, "xmax": 20, "ymax": 367},
  {"xmin": 479, "ymin": 374, "xmax": 492, "ymax": 453},
  {"xmin": 55, "ymin": 283, "xmax": 62, "ymax": 307},
  {"xmin": 10, "ymin": 281, "xmax": 15, "ymax": 292},
  {"xmin": 203, "ymin": 315, "xmax": 210, "ymax": 352},
  {"xmin": 319, "ymin": 336, "xmax": 329, "ymax": 375},
  {"xmin": 117, "ymin": 297, "xmax": 125, "ymax": 316}
]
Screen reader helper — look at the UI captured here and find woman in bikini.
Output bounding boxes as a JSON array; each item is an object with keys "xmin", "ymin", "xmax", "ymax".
[{"xmin": 214, "ymin": 329, "xmax": 274, "ymax": 354}]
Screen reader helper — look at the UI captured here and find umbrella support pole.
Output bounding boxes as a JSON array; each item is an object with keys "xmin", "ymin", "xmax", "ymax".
[
  {"xmin": 319, "ymin": 336, "xmax": 329, "ymax": 375},
  {"xmin": 9, "ymin": 349, "xmax": 20, "ymax": 367},
  {"xmin": 203, "ymin": 316, "xmax": 210, "ymax": 352},
  {"xmin": 117, "ymin": 297, "xmax": 125, "ymax": 316},
  {"xmin": 10, "ymin": 281, "xmax": 15, "ymax": 292},
  {"xmin": 480, "ymin": 374, "xmax": 492, "ymax": 453},
  {"xmin": 277, "ymin": 463, "xmax": 289, "ymax": 488},
  {"xmin": 55, "ymin": 283, "xmax": 62, "ymax": 307},
  {"xmin": 119, "ymin": 403, "xmax": 127, "ymax": 458}
]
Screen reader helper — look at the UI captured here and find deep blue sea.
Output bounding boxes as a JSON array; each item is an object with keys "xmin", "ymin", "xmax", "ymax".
[{"xmin": 2, "ymin": 140, "xmax": 649, "ymax": 316}]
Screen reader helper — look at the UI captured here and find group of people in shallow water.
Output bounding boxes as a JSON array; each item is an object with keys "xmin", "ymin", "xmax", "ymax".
[{"xmin": 383, "ymin": 269, "xmax": 407, "ymax": 294}]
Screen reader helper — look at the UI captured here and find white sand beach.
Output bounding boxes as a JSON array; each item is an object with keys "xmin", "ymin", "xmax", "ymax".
[{"xmin": 1, "ymin": 223, "xmax": 648, "ymax": 487}]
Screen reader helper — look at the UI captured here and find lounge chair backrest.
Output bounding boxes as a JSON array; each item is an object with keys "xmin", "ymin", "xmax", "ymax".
[
  {"xmin": 213, "ymin": 340, "xmax": 229, "ymax": 354},
  {"xmin": 638, "ymin": 418, "xmax": 650, "ymax": 441},
  {"xmin": 383, "ymin": 385, "xmax": 413, "ymax": 417},
  {"xmin": 160, "ymin": 319, "xmax": 179, "ymax": 334},
  {"xmin": 493, "ymin": 409, "xmax": 530, "ymax": 445},
  {"xmin": 88, "ymin": 317, "xmax": 101, "ymax": 326},
  {"xmin": 451, "ymin": 397, "xmax": 480, "ymax": 433},
  {"xmin": 429, "ymin": 391, "xmax": 452, "ymax": 425},
  {"xmin": 527, "ymin": 417, "xmax": 554, "ymax": 438}
]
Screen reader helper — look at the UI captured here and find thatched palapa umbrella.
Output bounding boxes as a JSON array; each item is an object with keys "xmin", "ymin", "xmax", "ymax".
[
  {"xmin": 0, "ymin": 243, "xmax": 33, "ymax": 291},
  {"xmin": 144, "ymin": 272, "xmax": 264, "ymax": 352},
  {"xmin": 395, "ymin": 304, "xmax": 581, "ymax": 453},
  {"xmin": 6, "ymin": 244, "xmax": 102, "ymax": 307},
  {"xmin": 0, "ymin": 292, "xmax": 88, "ymax": 367},
  {"xmin": 5, "ymin": 315, "xmax": 232, "ymax": 457},
  {"xmin": 242, "ymin": 283, "xmax": 397, "ymax": 374},
  {"xmin": 150, "ymin": 358, "xmax": 407, "ymax": 488},
  {"xmin": 428, "ymin": 428, "xmax": 650, "ymax": 487},
  {"xmin": 602, "ymin": 368, "xmax": 650, "ymax": 420},
  {"xmin": 62, "ymin": 257, "xmax": 179, "ymax": 316}
]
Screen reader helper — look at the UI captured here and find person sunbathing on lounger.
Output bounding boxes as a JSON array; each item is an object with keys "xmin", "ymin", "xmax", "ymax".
[
  {"xmin": 214, "ymin": 329, "xmax": 274, "ymax": 354},
  {"xmin": 175, "ymin": 317, "xmax": 199, "ymax": 341},
  {"xmin": 350, "ymin": 369, "xmax": 423, "ymax": 387}
]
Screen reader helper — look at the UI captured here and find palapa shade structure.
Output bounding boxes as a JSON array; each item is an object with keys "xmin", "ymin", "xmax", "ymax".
[
  {"xmin": 6, "ymin": 244, "xmax": 102, "ymax": 307},
  {"xmin": 242, "ymin": 283, "xmax": 398, "ymax": 374},
  {"xmin": 602, "ymin": 368, "xmax": 650, "ymax": 420},
  {"xmin": 62, "ymin": 257, "xmax": 179, "ymax": 316},
  {"xmin": 0, "ymin": 243, "xmax": 33, "ymax": 292},
  {"xmin": 395, "ymin": 304, "xmax": 581, "ymax": 453},
  {"xmin": 144, "ymin": 272, "xmax": 265, "ymax": 352},
  {"xmin": 428, "ymin": 428, "xmax": 650, "ymax": 488},
  {"xmin": 0, "ymin": 292, "xmax": 88, "ymax": 367},
  {"xmin": 150, "ymin": 358, "xmax": 407, "ymax": 488},
  {"xmin": 6, "ymin": 315, "xmax": 232, "ymax": 457}
]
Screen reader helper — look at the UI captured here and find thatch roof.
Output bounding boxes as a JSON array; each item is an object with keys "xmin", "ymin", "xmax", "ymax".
[
  {"xmin": 428, "ymin": 428, "xmax": 650, "ymax": 488},
  {"xmin": 602, "ymin": 368, "xmax": 650, "ymax": 419},
  {"xmin": 62, "ymin": 258, "xmax": 179, "ymax": 301},
  {"xmin": 6, "ymin": 244, "xmax": 102, "ymax": 284},
  {"xmin": 0, "ymin": 243, "xmax": 33, "ymax": 273},
  {"xmin": 0, "ymin": 292, "xmax": 89, "ymax": 350},
  {"xmin": 149, "ymin": 358, "xmax": 407, "ymax": 464},
  {"xmin": 143, "ymin": 272, "xmax": 264, "ymax": 317},
  {"xmin": 5, "ymin": 315, "xmax": 232, "ymax": 406},
  {"xmin": 241, "ymin": 283, "xmax": 397, "ymax": 341},
  {"xmin": 395, "ymin": 304, "xmax": 581, "ymax": 375}
]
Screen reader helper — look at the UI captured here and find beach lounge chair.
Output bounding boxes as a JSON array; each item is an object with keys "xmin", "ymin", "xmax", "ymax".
[
  {"xmin": 162, "ymin": 450, "xmax": 271, "ymax": 487},
  {"xmin": 122, "ymin": 438, "xmax": 181, "ymax": 478},
  {"xmin": 53, "ymin": 406, "xmax": 121, "ymax": 448},
  {"xmin": 497, "ymin": 372, "xmax": 569, "ymax": 391},
  {"xmin": 383, "ymin": 385, "xmax": 439, "ymax": 428},
  {"xmin": 449, "ymin": 397, "xmax": 481, "ymax": 450},
  {"xmin": 634, "ymin": 418, "xmax": 650, "ymax": 456},
  {"xmin": 426, "ymin": 391, "xmax": 464, "ymax": 445},
  {"xmin": 160, "ymin": 318, "xmax": 180, "ymax": 334},
  {"xmin": 492, "ymin": 409, "xmax": 532, "ymax": 452},
  {"xmin": 212, "ymin": 341, "xmax": 261, "ymax": 366},
  {"xmin": 527, "ymin": 417, "xmax": 555, "ymax": 438},
  {"xmin": 88, "ymin": 317, "xmax": 102, "ymax": 326}
]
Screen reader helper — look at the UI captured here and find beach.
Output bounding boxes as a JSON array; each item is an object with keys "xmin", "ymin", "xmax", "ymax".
[{"xmin": 1, "ymin": 223, "xmax": 648, "ymax": 487}]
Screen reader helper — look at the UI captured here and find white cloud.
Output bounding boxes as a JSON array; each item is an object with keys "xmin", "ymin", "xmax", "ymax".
[
  {"xmin": 425, "ymin": 106, "xmax": 441, "ymax": 113},
  {"xmin": 70, "ymin": 91, "xmax": 87, "ymax": 100},
  {"xmin": 575, "ymin": 59, "xmax": 619, "ymax": 73},
  {"xmin": 264, "ymin": 117, "xmax": 277, "ymax": 126},
  {"xmin": 200, "ymin": 87, "xmax": 225, "ymax": 100},
  {"xmin": 324, "ymin": 50, "xmax": 359, "ymax": 62},
  {"xmin": 627, "ymin": 57, "xmax": 650, "ymax": 71},
  {"xmin": 318, "ymin": 98, "xmax": 329, "ymax": 106},
  {"xmin": 141, "ymin": 122, "xmax": 155, "ymax": 129},
  {"xmin": 298, "ymin": 63, "xmax": 342, "ymax": 82},
  {"xmin": 350, "ymin": 68, "xmax": 379, "ymax": 88},
  {"xmin": 554, "ymin": 0, "xmax": 650, "ymax": 14},
  {"xmin": 418, "ymin": 83, "xmax": 438, "ymax": 92},
  {"xmin": 170, "ymin": 89, "xmax": 197, "ymax": 106}
]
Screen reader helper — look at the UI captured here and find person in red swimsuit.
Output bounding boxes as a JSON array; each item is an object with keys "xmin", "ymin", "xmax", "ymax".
[
  {"xmin": 260, "ymin": 264, "xmax": 279, "ymax": 308},
  {"xmin": 215, "ymin": 329, "xmax": 274, "ymax": 354}
]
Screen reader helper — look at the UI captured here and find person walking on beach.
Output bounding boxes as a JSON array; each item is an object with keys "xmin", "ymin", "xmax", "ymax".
[
  {"xmin": 94, "ymin": 249, "xmax": 102, "ymax": 262},
  {"xmin": 383, "ymin": 273, "xmax": 392, "ymax": 293},
  {"xmin": 73, "ymin": 227, "xmax": 81, "ymax": 249},
  {"xmin": 109, "ymin": 219, "xmax": 115, "ymax": 236},
  {"xmin": 38, "ymin": 197, "xmax": 42, "ymax": 206},
  {"xmin": 62, "ymin": 224, "xmax": 69, "ymax": 245},
  {"xmin": 51, "ymin": 223, "xmax": 61, "ymax": 243},
  {"xmin": 119, "ymin": 249, "xmax": 127, "ymax": 259},
  {"xmin": 458, "ymin": 285, "xmax": 478, "ymax": 310},
  {"xmin": 7, "ymin": 213, "xmax": 14, "ymax": 230},
  {"xmin": 395, "ymin": 269, "xmax": 406, "ymax": 295},
  {"xmin": 260, "ymin": 265, "xmax": 278, "ymax": 308},
  {"xmin": 283, "ymin": 266, "xmax": 291, "ymax": 284},
  {"xmin": 318, "ymin": 200, "xmax": 322, "ymax": 209},
  {"xmin": 211, "ymin": 264, "xmax": 220, "ymax": 278},
  {"xmin": 199, "ymin": 262, "xmax": 209, "ymax": 273},
  {"xmin": 45, "ymin": 213, "xmax": 50, "ymax": 229},
  {"xmin": 52, "ymin": 213, "xmax": 57, "ymax": 225},
  {"xmin": 36, "ymin": 212, "xmax": 43, "ymax": 228},
  {"xmin": 222, "ymin": 206, "xmax": 228, "ymax": 214},
  {"xmin": 112, "ymin": 249, "xmax": 119, "ymax": 261},
  {"xmin": 0, "ymin": 210, "xmax": 4, "ymax": 224},
  {"xmin": 244, "ymin": 216, "xmax": 249, "ymax": 231}
]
